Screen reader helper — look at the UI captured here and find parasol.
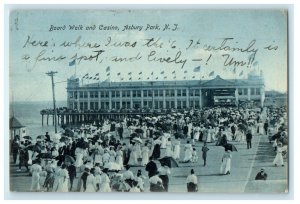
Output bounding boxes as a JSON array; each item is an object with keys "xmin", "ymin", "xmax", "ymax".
[
  {"xmin": 135, "ymin": 128, "xmax": 144, "ymax": 134},
  {"xmin": 153, "ymin": 131, "xmax": 163, "ymax": 137},
  {"xmin": 132, "ymin": 137, "xmax": 143, "ymax": 144},
  {"xmin": 64, "ymin": 155, "xmax": 75, "ymax": 163},
  {"xmin": 59, "ymin": 136, "xmax": 70, "ymax": 143},
  {"xmin": 223, "ymin": 143, "xmax": 238, "ymax": 152},
  {"xmin": 130, "ymin": 133, "xmax": 138, "ymax": 138},
  {"xmin": 158, "ymin": 156, "xmax": 179, "ymax": 168},
  {"xmin": 36, "ymin": 135, "xmax": 46, "ymax": 140},
  {"xmin": 38, "ymin": 152, "xmax": 52, "ymax": 159},
  {"xmin": 23, "ymin": 136, "xmax": 32, "ymax": 140}
]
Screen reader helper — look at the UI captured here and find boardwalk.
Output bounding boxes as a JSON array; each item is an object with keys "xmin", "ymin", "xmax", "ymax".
[{"xmin": 9, "ymin": 132, "xmax": 288, "ymax": 193}]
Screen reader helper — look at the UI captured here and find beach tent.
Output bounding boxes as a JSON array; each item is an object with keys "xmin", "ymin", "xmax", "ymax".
[{"xmin": 9, "ymin": 116, "xmax": 26, "ymax": 141}]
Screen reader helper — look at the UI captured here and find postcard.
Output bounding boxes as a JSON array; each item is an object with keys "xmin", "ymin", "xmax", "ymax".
[{"xmin": 9, "ymin": 9, "xmax": 288, "ymax": 193}]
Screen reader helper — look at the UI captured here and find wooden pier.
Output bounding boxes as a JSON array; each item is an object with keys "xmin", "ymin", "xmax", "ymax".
[{"xmin": 40, "ymin": 109, "xmax": 162, "ymax": 126}]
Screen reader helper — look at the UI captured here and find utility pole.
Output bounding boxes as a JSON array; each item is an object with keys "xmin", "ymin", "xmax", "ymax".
[{"xmin": 46, "ymin": 71, "xmax": 58, "ymax": 133}]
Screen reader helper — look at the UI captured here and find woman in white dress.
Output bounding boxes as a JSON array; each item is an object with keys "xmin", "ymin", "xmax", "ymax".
[
  {"xmin": 99, "ymin": 172, "xmax": 111, "ymax": 192},
  {"xmin": 85, "ymin": 168, "xmax": 97, "ymax": 192},
  {"xmin": 273, "ymin": 143, "xmax": 286, "ymax": 166},
  {"xmin": 30, "ymin": 160, "xmax": 42, "ymax": 192},
  {"xmin": 128, "ymin": 143, "xmax": 139, "ymax": 166},
  {"xmin": 173, "ymin": 139, "xmax": 181, "ymax": 160},
  {"xmin": 160, "ymin": 135, "xmax": 167, "ymax": 149},
  {"xmin": 141, "ymin": 144, "xmax": 149, "ymax": 166},
  {"xmin": 257, "ymin": 120, "xmax": 264, "ymax": 135},
  {"xmin": 220, "ymin": 150, "xmax": 232, "ymax": 175},
  {"xmin": 74, "ymin": 147, "xmax": 84, "ymax": 168},
  {"xmin": 165, "ymin": 138, "xmax": 173, "ymax": 157},
  {"xmin": 193, "ymin": 126, "xmax": 200, "ymax": 142},
  {"xmin": 183, "ymin": 141, "xmax": 193, "ymax": 162},
  {"xmin": 55, "ymin": 164, "xmax": 69, "ymax": 192},
  {"xmin": 115, "ymin": 148, "xmax": 124, "ymax": 169}
]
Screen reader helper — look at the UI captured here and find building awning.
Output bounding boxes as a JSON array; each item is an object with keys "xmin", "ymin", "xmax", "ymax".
[{"xmin": 10, "ymin": 117, "xmax": 25, "ymax": 129}]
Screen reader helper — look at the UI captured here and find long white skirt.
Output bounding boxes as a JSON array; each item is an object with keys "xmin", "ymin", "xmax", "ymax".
[{"xmin": 220, "ymin": 158, "xmax": 231, "ymax": 174}]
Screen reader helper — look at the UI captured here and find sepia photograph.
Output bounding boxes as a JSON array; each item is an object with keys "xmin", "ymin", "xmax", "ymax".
[{"xmin": 8, "ymin": 8, "xmax": 288, "ymax": 194}]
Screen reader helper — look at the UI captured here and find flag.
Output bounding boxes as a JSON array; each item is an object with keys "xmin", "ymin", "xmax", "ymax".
[
  {"xmin": 193, "ymin": 66, "xmax": 201, "ymax": 72},
  {"xmin": 239, "ymin": 71, "xmax": 244, "ymax": 76},
  {"xmin": 184, "ymin": 70, "xmax": 188, "ymax": 74},
  {"xmin": 192, "ymin": 76, "xmax": 195, "ymax": 79},
  {"xmin": 184, "ymin": 76, "xmax": 186, "ymax": 79},
  {"xmin": 139, "ymin": 72, "xmax": 142, "ymax": 75},
  {"xmin": 89, "ymin": 77, "xmax": 93, "ymax": 79},
  {"xmin": 173, "ymin": 76, "xmax": 176, "ymax": 79},
  {"xmin": 69, "ymin": 59, "xmax": 76, "ymax": 66},
  {"xmin": 164, "ymin": 76, "xmax": 167, "ymax": 79},
  {"xmin": 93, "ymin": 77, "xmax": 97, "ymax": 80},
  {"xmin": 151, "ymin": 72, "xmax": 154, "ymax": 75},
  {"xmin": 233, "ymin": 67, "xmax": 236, "ymax": 74},
  {"xmin": 121, "ymin": 78, "xmax": 124, "ymax": 81},
  {"xmin": 172, "ymin": 70, "xmax": 175, "ymax": 74},
  {"xmin": 161, "ymin": 71, "xmax": 164, "ymax": 74},
  {"xmin": 117, "ymin": 72, "xmax": 121, "ymax": 76},
  {"xmin": 106, "ymin": 66, "xmax": 110, "ymax": 72},
  {"xmin": 147, "ymin": 77, "xmax": 150, "ymax": 80},
  {"xmin": 138, "ymin": 77, "xmax": 141, "ymax": 80},
  {"xmin": 156, "ymin": 77, "xmax": 158, "ymax": 80},
  {"xmin": 96, "ymin": 77, "xmax": 100, "ymax": 80},
  {"xmin": 107, "ymin": 73, "xmax": 110, "ymax": 76},
  {"xmin": 129, "ymin": 77, "xmax": 132, "ymax": 80},
  {"xmin": 95, "ymin": 73, "xmax": 99, "ymax": 76},
  {"xmin": 128, "ymin": 72, "xmax": 132, "ymax": 75},
  {"xmin": 82, "ymin": 73, "xmax": 88, "ymax": 78},
  {"xmin": 209, "ymin": 71, "xmax": 214, "ymax": 76}
]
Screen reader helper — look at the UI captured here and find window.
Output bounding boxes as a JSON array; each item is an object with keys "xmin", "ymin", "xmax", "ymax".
[
  {"xmin": 79, "ymin": 92, "xmax": 84, "ymax": 98},
  {"xmin": 116, "ymin": 91, "xmax": 120, "ymax": 97},
  {"xmin": 133, "ymin": 90, "xmax": 137, "ymax": 97},
  {"xmin": 182, "ymin": 89, "xmax": 186, "ymax": 97},
  {"xmin": 100, "ymin": 91, "xmax": 104, "ymax": 97},
  {"xmin": 194, "ymin": 89, "xmax": 200, "ymax": 96},
  {"xmin": 95, "ymin": 102, "xmax": 99, "ymax": 110},
  {"xmin": 111, "ymin": 91, "xmax": 116, "ymax": 98},
  {"xmin": 74, "ymin": 92, "xmax": 78, "ymax": 99},
  {"xmin": 251, "ymin": 88, "xmax": 255, "ymax": 95},
  {"xmin": 177, "ymin": 89, "xmax": 182, "ymax": 96},
  {"xmin": 90, "ymin": 102, "xmax": 94, "ymax": 110},
  {"xmin": 159, "ymin": 90, "xmax": 163, "ymax": 97},
  {"xmin": 83, "ymin": 92, "xmax": 88, "ymax": 98},
  {"xmin": 143, "ymin": 90, "xmax": 148, "ymax": 97},
  {"xmin": 238, "ymin": 88, "xmax": 243, "ymax": 95},
  {"xmin": 243, "ymin": 88, "xmax": 248, "ymax": 95},
  {"xmin": 170, "ymin": 90, "xmax": 175, "ymax": 97},
  {"xmin": 84, "ymin": 102, "xmax": 88, "ymax": 110},
  {"xmin": 256, "ymin": 88, "xmax": 261, "ymax": 95},
  {"xmin": 154, "ymin": 90, "xmax": 158, "ymax": 97}
]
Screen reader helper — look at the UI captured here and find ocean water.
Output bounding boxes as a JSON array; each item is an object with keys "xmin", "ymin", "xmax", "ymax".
[{"xmin": 11, "ymin": 101, "xmax": 67, "ymax": 139}]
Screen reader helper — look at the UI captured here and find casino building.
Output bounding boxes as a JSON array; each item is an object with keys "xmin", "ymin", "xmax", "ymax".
[{"xmin": 66, "ymin": 73, "xmax": 265, "ymax": 111}]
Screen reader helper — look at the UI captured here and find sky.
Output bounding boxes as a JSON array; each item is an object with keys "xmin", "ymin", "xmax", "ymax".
[{"xmin": 9, "ymin": 9, "xmax": 288, "ymax": 101}]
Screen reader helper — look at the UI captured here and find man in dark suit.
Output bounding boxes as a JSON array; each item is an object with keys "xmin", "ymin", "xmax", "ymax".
[
  {"xmin": 246, "ymin": 130, "xmax": 253, "ymax": 149},
  {"xmin": 66, "ymin": 161, "xmax": 76, "ymax": 191}
]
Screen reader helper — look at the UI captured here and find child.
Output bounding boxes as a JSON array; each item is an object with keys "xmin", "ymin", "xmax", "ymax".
[{"xmin": 191, "ymin": 148, "xmax": 198, "ymax": 163}]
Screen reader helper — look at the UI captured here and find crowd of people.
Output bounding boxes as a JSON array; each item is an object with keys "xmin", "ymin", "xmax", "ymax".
[{"xmin": 10, "ymin": 105, "xmax": 288, "ymax": 192}]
